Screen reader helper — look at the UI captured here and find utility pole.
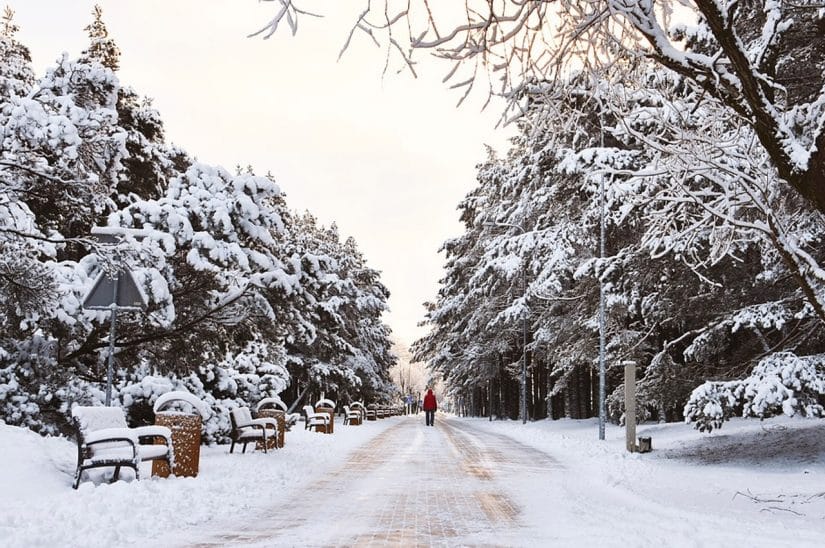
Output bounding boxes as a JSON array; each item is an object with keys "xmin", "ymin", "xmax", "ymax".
[
  {"xmin": 489, "ymin": 378, "xmax": 493, "ymax": 421},
  {"xmin": 521, "ymin": 263, "xmax": 528, "ymax": 424},
  {"xmin": 598, "ymin": 173, "xmax": 607, "ymax": 440}
]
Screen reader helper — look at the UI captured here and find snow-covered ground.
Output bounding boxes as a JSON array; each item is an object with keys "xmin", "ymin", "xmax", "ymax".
[
  {"xmin": 0, "ymin": 417, "xmax": 398, "ymax": 547},
  {"xmin": 468, "ymin": 415, "xmax": 825, "ymax": 545},
  {"xmin": 1, "ymin": 415, "xmax": 823, "ymax": 547}
]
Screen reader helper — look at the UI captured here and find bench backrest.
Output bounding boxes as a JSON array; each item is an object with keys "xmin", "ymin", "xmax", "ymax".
[
  {"xmin": 302, "ymin": 405, "xmax": 316, "ymax": 417},
  {"xmin": 230, "ymin": 407, "xmax": 254, "ymax": 429},
  {"xmin": 72, "ymin": 406, "xmax": 128, "ymax": 435},
  {"xmin": 315, "ymin": 398, "xmax": 335, "ymax": 410}
]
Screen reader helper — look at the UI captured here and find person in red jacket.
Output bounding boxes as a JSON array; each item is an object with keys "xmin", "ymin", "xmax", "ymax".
[{"xmin": 422, "ymin": 388, "xmax": 437, "ymax": 426}]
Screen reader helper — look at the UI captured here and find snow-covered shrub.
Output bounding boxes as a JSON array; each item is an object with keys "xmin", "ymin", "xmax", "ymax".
[
  {"xmin": 685, "ymin": 353, "xmax": 825, "ymax": 432},
  {"xmin": 683, "ymin": 381, "xmax": 740, "ymax": 433},
  {"xmin": 740, "ymin": 353, "xmax": 825, "ymax": 419},
  {"xmin": 0, "ymin": 362, "xmax": 42, "ymax": 432}
]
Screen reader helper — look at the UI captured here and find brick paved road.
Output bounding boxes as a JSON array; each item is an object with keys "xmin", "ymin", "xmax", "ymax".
[{"xmin": 191, "ymin": 415, "xmax": 562, "ymax": 547}]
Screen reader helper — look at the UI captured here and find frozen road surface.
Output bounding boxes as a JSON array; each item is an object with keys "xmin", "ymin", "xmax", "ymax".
[
  {"xmin": 190, "ymin": 416, "xmax": 562, "ymax": 547},
  {"xmin": 185, "ymin": 415, "xmax": 824, "ymax": 548}
]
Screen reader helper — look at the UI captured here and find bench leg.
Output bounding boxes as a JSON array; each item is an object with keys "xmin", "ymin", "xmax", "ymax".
[
  {"xmin": 111, "ymin": 465, "xmax": 121, "ymax": 483},
  {"xmin": 72, "ymin": 467, "xmax": 82, "ymax": 490},
  {"xmin": 230, "ymin": 440, "xmax": 236, "ymax": 454}
]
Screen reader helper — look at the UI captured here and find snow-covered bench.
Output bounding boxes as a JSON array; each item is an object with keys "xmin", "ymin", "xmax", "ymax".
[
  {"xmin": 71, "ymin": 406, "xmax": 174, "ymax": 489},
  {"xmin": 358, "ymin": 402, "xmax": 376, "ymax": 421},
  {"xmin": 302, "ymin": 404, "xmax": 331, "ymax": 433},
  {"xmin": 229, "ymin": 407, "xmax": 279, "ymax": 453}
]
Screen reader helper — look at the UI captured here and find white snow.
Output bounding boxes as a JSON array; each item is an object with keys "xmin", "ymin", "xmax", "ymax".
[
  {"xmin": 1, "ymin": 415, "xmax": 823, "ymax": 546},
  {"xmin": 152, "ymin": 390, "xmax": 211, "ymax": 419},
  {"xmin": 467, "ymin": 415, "xmax": 825, "ymax": 546},
  {"xmin": 0, "ymin": 417, "xmax": 397, "ymax": 547}
]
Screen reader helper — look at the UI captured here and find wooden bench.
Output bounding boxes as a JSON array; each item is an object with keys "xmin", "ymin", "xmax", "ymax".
[
  {"xmin": 303, "ymin": 405, "xmax": 331, "ymax": 433},
  {"xmin": 71, "ymin": 406, "xmax": 173, "ymax": 489}
]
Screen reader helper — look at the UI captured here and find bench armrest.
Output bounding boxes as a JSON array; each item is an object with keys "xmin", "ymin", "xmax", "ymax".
[
  {"xmin": 250, "ymin": 418, "xmax": 278, "ymax": 430},
  {"xmin": 309, "ymin": 414, "xmax": 330, "ymax": 425},
  {"xmin": 133, "ymin": 425, "xmax": 173, "ymax": 445}
]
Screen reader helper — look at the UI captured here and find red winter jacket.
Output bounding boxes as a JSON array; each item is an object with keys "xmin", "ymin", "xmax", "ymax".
[{"xmin": 423, "ymin": 390, "xmax": 437, "ymax": 411}]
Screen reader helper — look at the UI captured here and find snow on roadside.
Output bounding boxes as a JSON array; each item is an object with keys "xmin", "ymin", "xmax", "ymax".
[
  {"xmin": 0, "ymin": 417, "xmax": 398, "ymax": 547},
  {"xmin": 468, "ymin": 415, "xmax": 825, "ymax": 545}
]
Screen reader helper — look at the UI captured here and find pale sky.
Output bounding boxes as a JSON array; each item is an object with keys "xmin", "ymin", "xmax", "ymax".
[{"xmin": 6, "ymin": 0, "xmax": 511, "ymax": 348}]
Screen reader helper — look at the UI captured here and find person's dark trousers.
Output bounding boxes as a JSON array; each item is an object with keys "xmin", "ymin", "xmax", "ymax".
[{"xmin": 425, "ymin": 410, "xmax": 434, "ymax": 426}]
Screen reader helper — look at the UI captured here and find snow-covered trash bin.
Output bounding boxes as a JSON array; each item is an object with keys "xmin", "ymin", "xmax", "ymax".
[
  {"xmin": 151, "ymin": 391, "xmax": 211, "ymax": 478},
  {"xmin": 255, "ymin": 398, "xmax": 287, "ymax": 449},
  {"xmin": 315, "ymin": 398, "xmax": 335, "ymax": 434}
]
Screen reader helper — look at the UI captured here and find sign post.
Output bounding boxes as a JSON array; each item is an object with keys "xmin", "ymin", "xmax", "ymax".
[{"xmin": 82, "ymin": 228, "xmax": 148, "ymax": 406}]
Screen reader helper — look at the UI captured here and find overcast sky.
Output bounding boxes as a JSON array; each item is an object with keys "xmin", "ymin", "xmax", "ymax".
[{"xmin": 7, "ymin": 0, "xmax": 511, "ymax": 348}]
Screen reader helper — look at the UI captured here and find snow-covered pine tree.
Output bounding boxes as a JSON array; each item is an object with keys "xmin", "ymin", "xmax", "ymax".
[
  {"xmin": 278, "ymin": 214, "xmax": 396, "ymax": 407},
  {"xmin": 0, "ymin": 6, "xmax": 34, "ymax": 99},
  {"xmin": 79, "ymin": 4, "xmax": 120, "ymax": 72},
  {"xmin": 417, "ymin": 61, "xmax": 825, "ymax": 425},
  {"xmin": 0, "ymin": 14, "xmax": 395, "ymax": 435}
]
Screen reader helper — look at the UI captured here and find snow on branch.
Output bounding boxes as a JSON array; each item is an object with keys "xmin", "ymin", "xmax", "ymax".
[{"xmin": 249, "ymin": 0, "xmax": 323, "ymax": 39}]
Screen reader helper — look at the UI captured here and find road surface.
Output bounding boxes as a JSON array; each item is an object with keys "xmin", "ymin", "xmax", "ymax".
[{"xmin": 190, "ymin": 415, "xmax": 562, "ymax": 547}]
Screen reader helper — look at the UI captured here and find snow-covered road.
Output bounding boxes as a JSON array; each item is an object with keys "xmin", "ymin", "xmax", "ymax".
[
  {"xmin": 3, "ymin": 415, "xmax": 823, "ymax": 546},
  {"xmin": 183, "ymin": 415, "xmax": 825, "ymax": 547},
  {"xmin": 186, "ymin": 416, "xmax": 563, "ymax": 546}
]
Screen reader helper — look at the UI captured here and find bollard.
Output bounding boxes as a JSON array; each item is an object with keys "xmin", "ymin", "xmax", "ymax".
[{"xmin": 623, "ymin": 361, "xmax": 637, "ymax": 453}]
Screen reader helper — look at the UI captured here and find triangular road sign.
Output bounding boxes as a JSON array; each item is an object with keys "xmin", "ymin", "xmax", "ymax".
[{"xmin": 83, "ymin": 270, "xmax": 148, "ymax": 310}]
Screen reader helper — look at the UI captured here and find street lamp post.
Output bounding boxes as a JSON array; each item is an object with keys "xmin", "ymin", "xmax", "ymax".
[
  {"xmin": 520, "ymin": 262, "xmax": 528, "ymax": 425},
  {"xmin": 597, "ymin": 113, "xmax": 610, "ymax": 441},
  {"xmin": 598, "ymin": 174, "xmax": 607, "ymax": 440},
  {"xmin": 485, "ymin": 221, "xmax": 528, "ymax": 424}
]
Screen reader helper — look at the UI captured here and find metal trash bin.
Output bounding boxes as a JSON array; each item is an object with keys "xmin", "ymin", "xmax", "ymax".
[{"xmin": 151, "ymin": 391, "xmax": 210, "ymax": 478}]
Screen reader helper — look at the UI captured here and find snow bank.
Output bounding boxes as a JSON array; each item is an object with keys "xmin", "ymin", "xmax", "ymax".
[
  {"xmin": 3, "ymin": 415, "xmax": 823, "ymax": 547},
  {"xmin": 468, "ymin": 415, "xmax": 825, "ymax": 545},
  {"xmin": 0, "ymin": 418, "xmax": 398, "ymax": 547}
]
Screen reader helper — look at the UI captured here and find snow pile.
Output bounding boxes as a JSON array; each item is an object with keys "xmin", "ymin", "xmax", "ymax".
[{"xmin": 0, "ymin": 418, "xmax": 398, "ymax": 547}]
